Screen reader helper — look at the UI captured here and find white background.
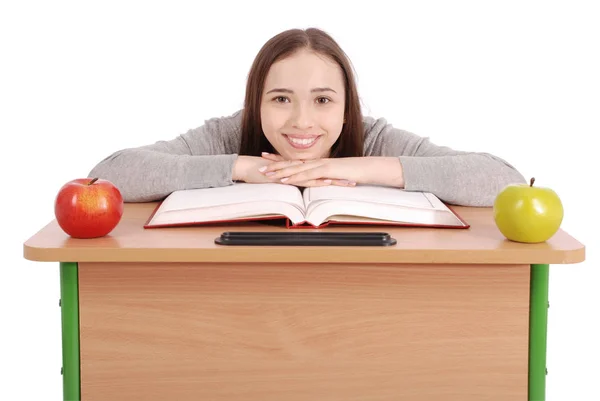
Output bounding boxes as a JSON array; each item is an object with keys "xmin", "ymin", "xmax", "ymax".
[{"xmin": 1, "ymin": 1, "xmax": 597, "ymax": 400}]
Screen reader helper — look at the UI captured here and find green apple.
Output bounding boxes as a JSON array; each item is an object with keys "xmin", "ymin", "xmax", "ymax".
[{"xmin": 493, "ymin": 177, "xmax": 564, "ymax": 243}]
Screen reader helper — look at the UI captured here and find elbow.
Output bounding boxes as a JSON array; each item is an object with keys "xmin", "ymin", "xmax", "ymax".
[
  {"xmin": 86, "ymin": 168, "xmax": 145, "ymax": 203},
  {"xmin": 486, "ymin": 156, "xmax": 528, "ymax": 205},
  {"xmin": 463, "ymin": 162, "xmax": 527, "ymax": 207},
  {"xmin": 87, "ymin": 152, "xmax": 167, "ymax": 203},
  {"xmin": 442, "ymin": 158, "xmax": 527, "ymax": 207},
  {"xmin": 497, "ymin": 165, "xmax": 527, "ymax": 189},
  {"xmin": 492, "ymin": 165, "xmax": 528, "ymax": 202},
  {"xmin": 402, "ymin": 153, "xmax": 528, "ymax": 207}
]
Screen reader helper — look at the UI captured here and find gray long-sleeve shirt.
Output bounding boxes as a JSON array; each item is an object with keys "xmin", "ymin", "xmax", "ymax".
[{"xmin": 88, "ymin": 110, "xmax": 526, "ymax": 206}]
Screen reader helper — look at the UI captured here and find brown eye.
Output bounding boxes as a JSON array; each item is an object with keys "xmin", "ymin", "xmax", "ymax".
[
  {"xmin": 274, "ymin": 96, "xmax": 289, "ymax": 103},
  {"xmin": 316, "ymin": 97, "xmax": 330, "ymax": 104}
]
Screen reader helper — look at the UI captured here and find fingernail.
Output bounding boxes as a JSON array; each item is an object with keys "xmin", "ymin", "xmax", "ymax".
[
  {"xmin": 324, "ymin": 179, "xmax": 332, "ymax": 184},
  {"xmin": 280, "ymin": 177, "xmax": 289, "ymax": 182},
  {"xmin": 262, "ymin": 152, "xmax": 269, "ymax": 155},
  {"xmin": 258, "ymin": 166, "xmax": 267, "ymax": 172}
]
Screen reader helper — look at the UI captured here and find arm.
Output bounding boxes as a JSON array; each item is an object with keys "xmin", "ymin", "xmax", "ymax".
[
  {"xmin": 363, "ymin": 116, "xmax": 527, "ymax": 206},
  {"xmin": 88, "ymin": 111, "xmax": 243, "ymax": 202}
]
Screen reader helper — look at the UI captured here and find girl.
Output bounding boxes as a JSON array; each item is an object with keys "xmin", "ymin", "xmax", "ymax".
[{"xmin": 89, "ymin": 27, "xmax": 526, "ymax": 206}]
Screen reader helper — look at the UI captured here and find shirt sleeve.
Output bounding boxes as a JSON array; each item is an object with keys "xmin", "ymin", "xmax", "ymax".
[
  {"xmin": 362, "ymin": 116, "xmax": 527, "ymax": 206},
  {"xmin": 87, "ymin": 110, "xmax": 243, "ymax": 202}
]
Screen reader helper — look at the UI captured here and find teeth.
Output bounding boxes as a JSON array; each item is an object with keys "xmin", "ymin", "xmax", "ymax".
[{"xmin": 288, "ymin": 136, "xmax": 316, "ymax": 145}]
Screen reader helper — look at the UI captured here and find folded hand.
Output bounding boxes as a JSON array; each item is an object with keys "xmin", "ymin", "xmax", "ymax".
[{"xmin": 260, "ymin": 152, "xmax": 357, "ymax": 187}]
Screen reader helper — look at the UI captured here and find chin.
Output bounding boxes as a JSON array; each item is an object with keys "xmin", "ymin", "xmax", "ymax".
[{"xmin": 286, "ymin": 149, "xmax": 324, "ymax": 161}]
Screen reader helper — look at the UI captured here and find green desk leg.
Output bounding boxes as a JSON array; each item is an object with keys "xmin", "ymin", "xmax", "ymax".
[
  {"xmin": 55, "ymin": 262, "xmax": 550, "ymax": 401},
  {"xmin": 60, "ymin": 262, "xmax": 80, "ymax": 401},
  {"xmin": 529, "ymin": 263, "xmax": 550, "ymax": 401}
]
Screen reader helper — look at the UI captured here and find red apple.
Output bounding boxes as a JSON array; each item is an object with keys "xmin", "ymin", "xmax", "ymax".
[{"xmin": 54, "ymin": 177, "xmax": 124, "ymax": 238}]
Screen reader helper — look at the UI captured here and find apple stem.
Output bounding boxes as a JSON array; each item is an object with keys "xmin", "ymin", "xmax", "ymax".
[
  {"xmin": 530, "ymin": 177, "xmax": 535, "ymax": 187},
  {"xmin": 88, "ymin": 178, "xmax": 99, "ymax": 186}
]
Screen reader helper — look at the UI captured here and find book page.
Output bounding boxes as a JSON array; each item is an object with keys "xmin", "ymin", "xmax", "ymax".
[
  {"xmin": 160, "ymin": 183, "xmax": 305, "ymax": 213},
  {"xmin": 149, "ymin": 201, "xmax": 307, "ymax": 226},
  {"xmin": 304, "ymin": 202, "xmax": 464, "ymax": 227},
  {"xmin": 302, "ymin": 184, "xmax": 465, "ymax": 227},
  {"xmin": 303, "ymin": 185, "xmax": 447, "ymax": 210}
]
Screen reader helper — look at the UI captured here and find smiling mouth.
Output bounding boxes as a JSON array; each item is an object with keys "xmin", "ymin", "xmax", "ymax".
[{"xmin": 283, "ymin": 134, "xmax": 321, "ymax": 149}]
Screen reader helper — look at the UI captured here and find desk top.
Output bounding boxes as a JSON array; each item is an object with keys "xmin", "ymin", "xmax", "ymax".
[{"xmin": 23, "ymin": 203, "xmax": 585, "ymax": 264}]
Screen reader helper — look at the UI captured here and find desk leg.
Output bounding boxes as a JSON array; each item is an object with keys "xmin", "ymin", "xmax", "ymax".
[
  {"xmin": 60, "ymin": 262, "xmax": 81, "ymax": 401},
  {"xmin": 529, "ymin": 263, "xmax": 549, "ymax": 401}
]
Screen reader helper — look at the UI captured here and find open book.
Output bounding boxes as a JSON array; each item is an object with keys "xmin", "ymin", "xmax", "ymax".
[{"xmin": 144, "ymin": 183, "xmax": 469, "ymax": 229}]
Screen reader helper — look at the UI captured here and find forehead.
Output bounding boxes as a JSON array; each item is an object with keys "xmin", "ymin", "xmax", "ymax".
[{"xmin": 264, "ymin": 49, "xmax": 345, "ymax": 90}]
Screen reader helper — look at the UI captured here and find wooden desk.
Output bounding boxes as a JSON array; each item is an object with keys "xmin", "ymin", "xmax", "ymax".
[{"xmin": 23, "ymin": 203, "xmax": 585, "ymax": 401}]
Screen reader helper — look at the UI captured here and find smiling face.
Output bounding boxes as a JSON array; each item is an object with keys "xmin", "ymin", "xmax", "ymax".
[{"xmin": 260, "ymin": 49, "xmax": 346, "ymax": 160}]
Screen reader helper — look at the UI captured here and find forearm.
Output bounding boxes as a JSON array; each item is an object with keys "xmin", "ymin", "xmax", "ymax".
[
  {"xmin": 232, "ymin": 155, "xmax": 253, "ymax": 182},
  {"xmin": 360, "ymin": 157, "xmax": 405, "ymax": 188},
  {"xmin": 398, "ymin": 154, "xmax": 527, "ymax": 206},
  {"xmin": 88, "ymin": 150, "xmax": 238, "ymax": 202},
  {"xmin": 363, "ymin": 117, "xmax": 527, "ymax": 206}
]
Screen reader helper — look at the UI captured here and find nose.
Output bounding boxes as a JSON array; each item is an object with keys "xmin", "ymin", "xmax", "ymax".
[{"xmin": 291, "ymin": 104, "xmax": 315, "ymax": 130}]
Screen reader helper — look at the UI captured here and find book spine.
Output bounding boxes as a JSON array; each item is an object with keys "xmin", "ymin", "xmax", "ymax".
[{"xmin": 287, "ymin": 220, "xmax": 330, "ymax": 229}]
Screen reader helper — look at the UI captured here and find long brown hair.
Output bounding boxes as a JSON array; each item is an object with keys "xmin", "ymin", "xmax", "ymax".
[{"xmin": 239, "ymin": 28, "xmax": 363, "ymax": 158}]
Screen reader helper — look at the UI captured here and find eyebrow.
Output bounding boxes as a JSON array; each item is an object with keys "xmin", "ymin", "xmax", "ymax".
[{"xmin": 265, "ymin": 87, "xmax": 337, "ymax": 94}]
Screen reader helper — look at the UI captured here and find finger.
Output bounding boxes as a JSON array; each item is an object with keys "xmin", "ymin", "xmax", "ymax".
[
  {"xmin": 261, "ymin": 152, "xmax": 284, "ymax": 161},
  {"xmin": 279, "ymin": 166, "xmax": 331, "ymax": 184},
  {"xmin": 288, "ymin": 179, "xmax": 333, "ymax": 187},
  {"xmin": 286, "ymin": 178, "xmax": 356, "ymax": 188},
  {"xmin": 273, "ymin": 163, "xmax": 329, "ymax": 183},
  {"xmin": 297, "ymin": 179, "xmax": 356, "ymax": 187},
  {"xmin": 259, "ymin": 159, "xmax": 305, "ymax": 174},
  {"xmin": 284, "ymin": 178, "xmax": 356, "ymax": 188},
  {"xmin": 267, "ymin": 160, "xmax": 329, "ymax": 180},
  {"xmin": 331, "ymin": 179, "xmax": 357, "ymax": 187}
]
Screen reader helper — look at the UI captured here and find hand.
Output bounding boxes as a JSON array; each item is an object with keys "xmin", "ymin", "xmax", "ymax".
[
  {"xmin": 259, "ymin": 153, "xmax": 360, "ymax": 187},
  {"xmin": 260, "ymin": 154, "xmax": 406, "ymax": 188},
  {"xmin": 259, "ymin": 152, "xmax": 344, "ymax": 187},
  {"xmin": 232, "ymin": 154, "xmax": 338, "ymax": 186},
  {"xmin": 232, "ymin": 155, "xmax": 277, "ymax": 184}
]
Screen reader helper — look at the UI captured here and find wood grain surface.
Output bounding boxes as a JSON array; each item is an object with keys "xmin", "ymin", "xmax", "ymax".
[
  {"xmin": 24, "ymin": 203, "xmax": 585, "ymax": 264},
  {"xmin": 79, "ymin": 261, "xmax": 530, "ymax": 401}
]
